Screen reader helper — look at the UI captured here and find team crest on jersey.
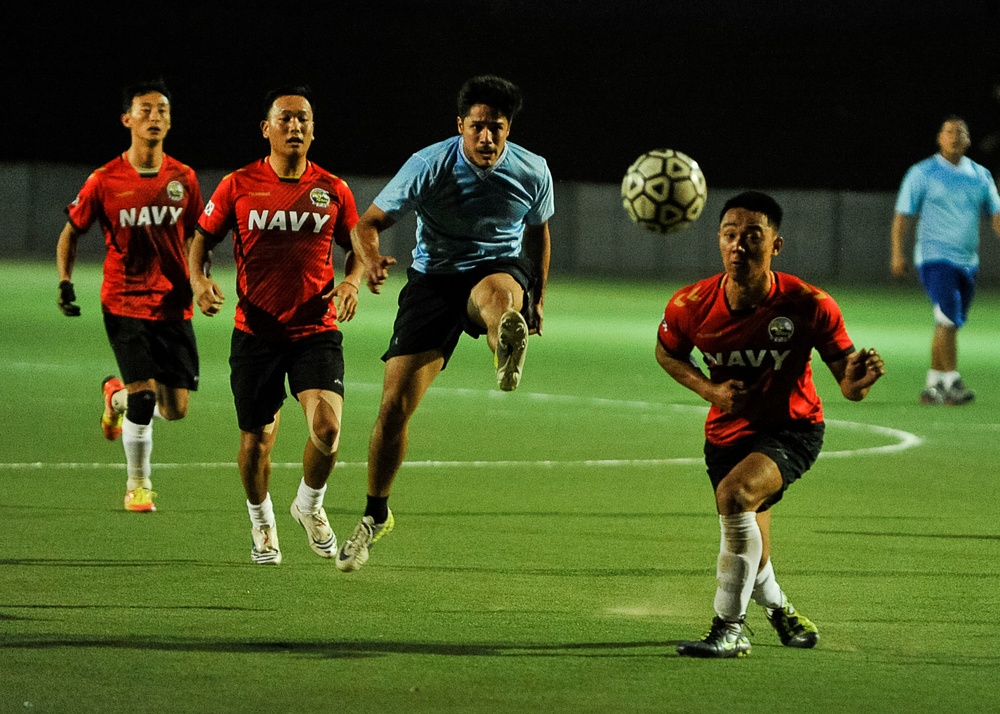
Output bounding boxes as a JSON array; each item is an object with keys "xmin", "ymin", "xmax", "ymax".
[
  {"xmin": 768, "ymin": 317, "xmax": 794, "ymax": 343},
  {"xmin": 166, "ymin": 181, "xmax": 185, "ymax": 202},
  {"xmin": 310, "ymin": 188, "xmax": 331, "ymax": 208}
]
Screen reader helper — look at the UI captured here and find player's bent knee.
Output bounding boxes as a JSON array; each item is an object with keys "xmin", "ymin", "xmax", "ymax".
[{"xmin": 305, "ymin": 393, "xmax": 341, "ymax": 456}]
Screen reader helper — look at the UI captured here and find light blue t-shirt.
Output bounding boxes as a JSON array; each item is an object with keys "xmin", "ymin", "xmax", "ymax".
[
  {"xmin": 894, "ymin": 153, "xmax": 1000, "ymax": 269},
  {"xmin": 374, "ymin": 135, "xmax": 555, "ymax": 274}
]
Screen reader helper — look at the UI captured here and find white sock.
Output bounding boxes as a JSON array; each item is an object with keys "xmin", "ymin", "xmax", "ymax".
[
  {"xmin": 751, "ymin": 559, "xmax": 785, "ymax": 610},
  {"xmin": 122, "ymin": 417, "xmax": 153, "ymax": 490},
  {"xmin": 247, "ymin": 493, "xmax": 276, "ymax": 529},
  {"xmin": 295, "ymin": 478, "xmax": 326, "ymax": 515},
  {"xmin": 941, "ymin": 371, "xmax": 960, "ymax": 390},
  {"xmin": 111, "ymin": 388, "xmax": 127, "ymax": 414},
  {"xmin": 153, "ymin": 404, "xmax": 165, "ymax": 420},
  {"xmin": 926, "ymin": 370, "xmax": 944, "ymax": 389},
  {"xmin": 714, "ymin": 512, "xmax": 763, "ymax": 622}
]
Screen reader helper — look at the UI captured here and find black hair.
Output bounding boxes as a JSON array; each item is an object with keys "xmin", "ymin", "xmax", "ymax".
[
  {"xmin": 121, "ymin": 79, "xmax": 171, "ymax": 114},
  {"xmin": 263, "ymin": 85, "xmax": 314, "ymax": 120},
  {"xmin": 457, "ymin": 75, "xmax": 523, "ymax": 121},
  {"xmin": 940, "ymin": 114, "xmax": 968, "ymax": 130},
  {"xmin": 720, "ymin": 190, "xmax": 784, "ymax": 230}
]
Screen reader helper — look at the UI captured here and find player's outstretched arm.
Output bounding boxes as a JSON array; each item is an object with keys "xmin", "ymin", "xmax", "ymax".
[
  {"xmin": 350, "ymin": 205, "xmax": 397, "ymax": 295},
  {"xmin": 829, "ymin": 348, "xmax": 886, "ymax": 401},
  {"xmin": 55, "ymin": 222, "xmax": 82, "ymax": 316},
  {"xmin": 188, "ymin": 229, "xmax": 225, "ymax": 317}
]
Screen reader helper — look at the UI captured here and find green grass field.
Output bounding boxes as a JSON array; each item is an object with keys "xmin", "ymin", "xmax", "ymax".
[{"xmin": 2, "ymin": 259, "xmax": 999, "ymax": 713}]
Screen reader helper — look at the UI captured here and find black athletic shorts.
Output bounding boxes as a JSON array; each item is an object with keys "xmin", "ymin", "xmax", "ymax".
[
  {"xmin": 703, "ymin": 421, "xmax": 825, "ymax": 511},
  {"xmin": 382, "ymin": 258, "xmax": 535, "ymax": 369},
  {"xmin": 229, "ymin": 328, "xmax": 345, "ymax": 431},
  {"xmin": 103, "ymin": 313, "xmax": 199, "ymax": 390}
]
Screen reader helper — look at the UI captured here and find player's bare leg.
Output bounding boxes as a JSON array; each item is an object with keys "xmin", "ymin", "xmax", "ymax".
[
  {"xmin": 290, "ymin": 389, "xmax": 341, "ymax": 558},
  {"xmin": 925, "ymin": 324, "xmax": 973, "ymax": 404},
  {"xmin": 469, "ymin": 273, "xmax": 528, "ymax": 390},
  {"xmin": 240, "ymin": 413, "xmax": 282, "ymax": 564},
  {"xmin": 337, "ymin": 351, "xmax": 442, "ymax": 572},
  {"xmin": 154, "ymin": 383, "xmax": 190, "ymax": 421}
]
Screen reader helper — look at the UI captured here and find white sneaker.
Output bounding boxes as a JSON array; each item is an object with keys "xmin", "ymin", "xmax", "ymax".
[
  {"xmin": 290, "ymin": 503, "xmax": 337, "ymax": 558},
  {"xmin": 496, "ymin": 309, "xmax": 528, "ymax": 392},
  {"xmin": 336, "ymin": 510, "xmax": 394, "ymax": 573},
  {"xmin": 251, "ymin": 525, "xmax": 282, "ymax": 565}
]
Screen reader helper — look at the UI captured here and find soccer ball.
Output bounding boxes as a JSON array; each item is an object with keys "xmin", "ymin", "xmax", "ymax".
[{"xmin": 621, "ymin": 149, "xmax": 707, "ymax": 234}]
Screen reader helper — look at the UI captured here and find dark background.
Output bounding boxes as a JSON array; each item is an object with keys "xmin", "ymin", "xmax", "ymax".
[{"xmin": 4, "ymin": 0, "xmax": 1000, "ymax": 191}]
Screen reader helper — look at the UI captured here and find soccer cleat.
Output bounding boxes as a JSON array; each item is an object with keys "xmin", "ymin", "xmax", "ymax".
[
  {"xmin": 766, "ymin": 600, "xmax": 819, "ymax": 648},
  {"xmin": 290, "ymin": 502, "xmax": 337, "ymax": 558},
  {"xmin": 101, "ymin": 375, "xmax": 126, "ymax": 440},
  {"xmin": 251, "ymin": 525, "xmax": 282, "ymax": 565},
  {"xmin": 335, "ymin": 509, "xmax": 394, "ymax": 573},
  {"xmin": 945, "ymin": 378, "xmax": 975, "ymax": 406},
  {"xmin": 919, "ymin": 382, "xmax": 946, "ymax": 405},
  {"xmin": 676, "ymin": 617, "xmax": 752, "ymax": 659},
  {"xmin": 495, "ymin": 309, "xmax": 528, "ymax": 392},
  {"xmin": 123, "ymin": 487, "xmax": 157, "ymax": 513}
]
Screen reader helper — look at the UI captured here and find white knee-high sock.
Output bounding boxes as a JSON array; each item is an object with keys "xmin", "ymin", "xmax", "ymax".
[
  {"xmin": 714, "ymin": 512, "xmax": 763, "ymax": 622},
  {"xmin": 295, "ymin": 478, "xmax": 326, "ymax": 515},
  {"xmin": 122, "ymin": 417, "xmax": 153, "ymax": 490},
  {"xmin": 247, "ymin": 494, "xmax": 276, "ymax": 529},
  {"xmin": 751, "ymin": 558, "xmax": 785, "ymax": 610}
]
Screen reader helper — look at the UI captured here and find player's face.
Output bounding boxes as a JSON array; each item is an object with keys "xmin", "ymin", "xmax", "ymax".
[
  {"xmin": 718, "ymin": 208, "xmax": 782, "ymax": 282},
  {"xmin": 262, "ymin": 95, "xmax": 315, "ymax": 159},
  {"xmin": 937, "ymin": 120, "xmax": 970, "ymax": 162},
  {"xmin": 458, "ymin": 104, "xmax": 510, "ymax": 168},
  {"xmin": 121, "ymin": 92, "xmax": 171, "ymax": 144}
]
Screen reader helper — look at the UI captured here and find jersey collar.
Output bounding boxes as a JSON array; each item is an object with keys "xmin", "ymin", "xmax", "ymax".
[{"xmin": 458, "ymin": 138, "xmax": 509, "ymax": 178}]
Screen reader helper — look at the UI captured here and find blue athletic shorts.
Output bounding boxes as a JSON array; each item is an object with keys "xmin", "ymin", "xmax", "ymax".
[{"xmin": 918, "ymin": 261, "xmax": 977, "ymax": 328}]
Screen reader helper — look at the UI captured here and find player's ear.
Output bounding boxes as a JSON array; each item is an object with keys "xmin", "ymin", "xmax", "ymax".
[
  {"xmin": 261, "ymin": 120, "xmax": 269, "ymax": 138},
  {"xmin": 121, "ymin": 113, "xmax": 131, "ymax": 129},
  {"xmin": 773, "ymin": 235, "xmax": 784, "ymax": 255},
  {"xmin": 457, "ymin": 116, "xmax": 464, "ymax": 134}
]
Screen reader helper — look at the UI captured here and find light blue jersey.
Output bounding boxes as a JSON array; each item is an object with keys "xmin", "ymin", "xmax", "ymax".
[
  {"xmin": 894, "ymin": 153, "xmax": 1000, "ymax": 269},
  {"xmin": 374, "ymin": 136, "xmax": 554, "ymax": 274}
]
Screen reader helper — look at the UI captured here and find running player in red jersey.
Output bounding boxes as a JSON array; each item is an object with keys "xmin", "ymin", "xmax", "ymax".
[
  {"xmin": 189, "ymin": 86, "xmax": 364, "ymax": 565},
  {"xmin": 656, "ymin": 191, "xmax": 886, "ymax": 658},
  {"xmin": 56, "ymin": 79, "xmax": 204, "ymax": 514}
]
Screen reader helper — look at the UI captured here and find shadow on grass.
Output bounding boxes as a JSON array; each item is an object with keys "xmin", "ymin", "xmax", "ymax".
[{"xmin": 0, "ymin": 635, "xmax": 676, "ymax": 658}]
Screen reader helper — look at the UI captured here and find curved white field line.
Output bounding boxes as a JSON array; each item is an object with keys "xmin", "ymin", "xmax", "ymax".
[{"xmin": 0, "ymin": 387, "xmax": 922, "ymax": 470}]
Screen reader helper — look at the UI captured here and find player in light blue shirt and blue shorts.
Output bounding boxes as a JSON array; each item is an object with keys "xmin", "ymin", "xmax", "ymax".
[
  {"xmin": 336, "ymin": 75, "xmax": 555, "ymax": 572},
  {"xmin": 892, "ymin": 115, "xmax": 1000, "ymax": 405}
]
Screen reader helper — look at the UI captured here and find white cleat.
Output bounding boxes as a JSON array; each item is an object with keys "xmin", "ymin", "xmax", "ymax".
[
  {"xmin": 336, "ymin": 510, "xmax": 394, "ymax": 573},
  {"xmin": 290, "ymin": 503, "xmax": 337, "ymax": 558},
  {"xmin": 496, "ymin": 309, "xmax": 528, "ymax": 392},
  {"xmin": 251, "ymin": 525, "xmax": 282, "ymax": 565}
]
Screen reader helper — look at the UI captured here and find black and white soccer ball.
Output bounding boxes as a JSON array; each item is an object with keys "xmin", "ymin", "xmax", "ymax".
[{"xmin": 621, "ymin": 149, "xmax": 707, "ymax": 234}]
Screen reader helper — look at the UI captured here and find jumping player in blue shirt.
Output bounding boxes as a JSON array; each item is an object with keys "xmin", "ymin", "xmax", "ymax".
[
  {"xmin": 337, "ymin": 75, "xmax": 555, "ymax": 572},
  {"xmin": 892, "ymin": 115, "xmax": 1000, "ymax": 405}
]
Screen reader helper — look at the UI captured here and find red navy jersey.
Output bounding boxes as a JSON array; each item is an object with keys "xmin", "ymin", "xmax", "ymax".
[
  {"xmin": 66, "ymin": 154, "xmax": 203, "ymax": 320},
  {"xmin": 658, "ymin": 272, "xmax": 855, "ymax": 446},
  {"xmin": 198, "ymin": 159, "xmax": 359, "ymax": 340}
]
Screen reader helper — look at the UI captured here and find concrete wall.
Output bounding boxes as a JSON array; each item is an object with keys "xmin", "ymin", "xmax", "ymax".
[{"xmin": 3, "ymin": 162, "xmax": 998, "ymax": 285}]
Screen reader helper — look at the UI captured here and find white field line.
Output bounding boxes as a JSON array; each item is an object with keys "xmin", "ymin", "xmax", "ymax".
[{"xmin": 0, "ymin": 388, "xmax": 923, "ymax": 470}]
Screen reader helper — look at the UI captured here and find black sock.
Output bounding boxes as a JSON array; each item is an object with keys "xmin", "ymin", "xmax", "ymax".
[{"xmin": 364, "ymin": 495, "xmax": 389, "ymax": 524}]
